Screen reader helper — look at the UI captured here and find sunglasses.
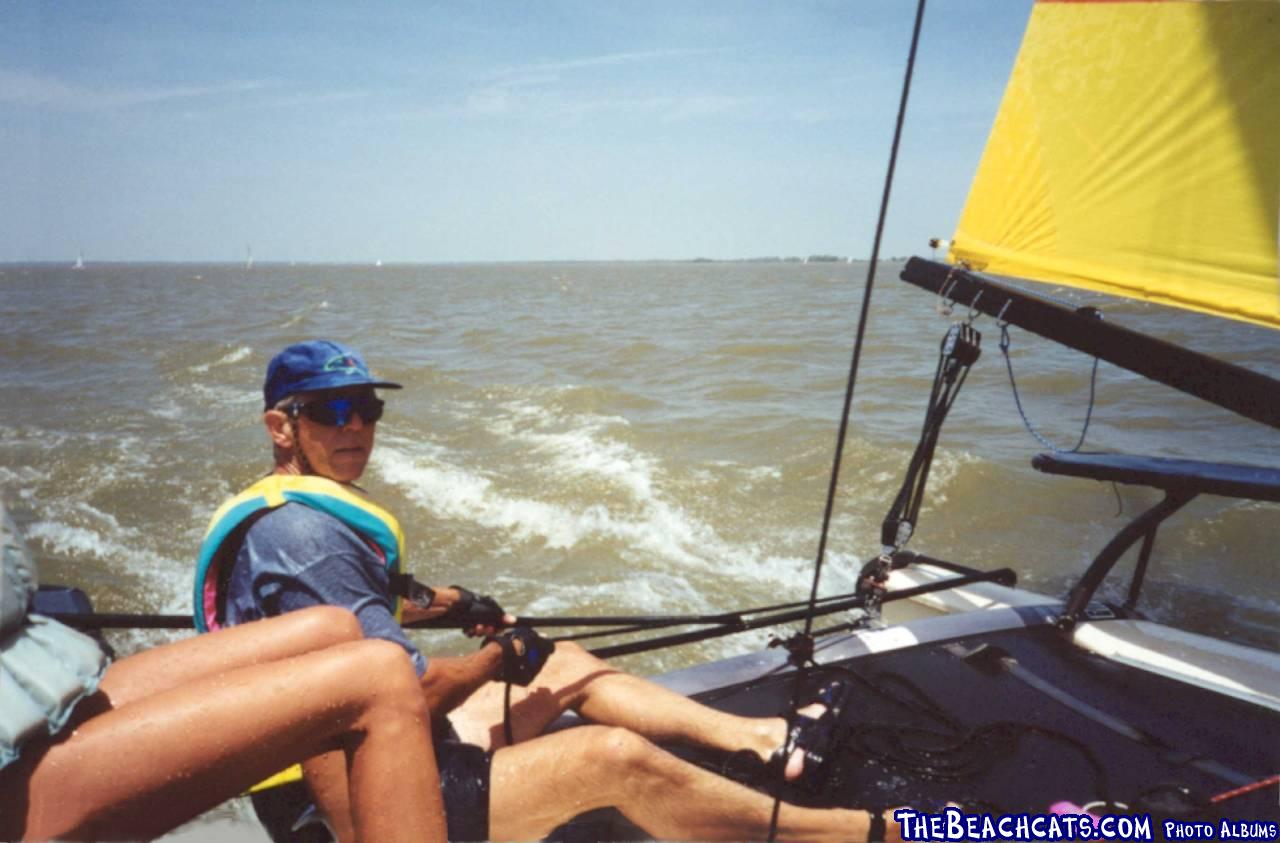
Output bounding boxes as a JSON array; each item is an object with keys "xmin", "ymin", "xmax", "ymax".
[{"xmin": 288, "ymin": 396, "xmax": 385, "ymax": 427}]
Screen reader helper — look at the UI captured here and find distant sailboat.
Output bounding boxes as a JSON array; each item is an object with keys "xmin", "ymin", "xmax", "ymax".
[
  {"xmin": 73, "ymin": 251, "xmax": 85, "ymax": 271},
  {"xmin": 375, "ymin": 259, "xmax": 383, "ymax": 268},
  {"xmin": 245, "ymin": 245, "xmax": 254, "ymax": 271}
]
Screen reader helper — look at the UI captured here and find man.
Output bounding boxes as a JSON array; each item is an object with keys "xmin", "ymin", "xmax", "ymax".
[{"xmin": 199, "ymin": 339, "xmax": 902, "ymax": 842}]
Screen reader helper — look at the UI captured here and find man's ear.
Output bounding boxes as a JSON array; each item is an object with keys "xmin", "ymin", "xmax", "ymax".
[{"xmin": 265, "ymin": 409, "xmax": 294, "ymax": 449}]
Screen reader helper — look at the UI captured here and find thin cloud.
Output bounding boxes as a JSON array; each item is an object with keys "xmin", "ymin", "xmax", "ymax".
[
  {"xmin": 555, "ymin": 92, "xmax": 756, "ymax": 121},
  {"xmin": 661, "ymin": 94, "xmax": 750, "ymax": 122},
  {"xmin": 462, "ymin": 47, "xmax": 746, "ymax": 121},
  {"xmin": 518, "ymin": 47, "xmax": 729, "ymax": 74},
  {"xmin": 261, "ymin": 89, "xmax": 371, "ymax": 110},
  {"xmin": 0, "ymin": 69, "xmax": 276, "ymax": 112},
  {"xmin": 487, "ymin": 47, "xmax": 730, "ymax": 89},
  {"xmin": 790, "ymin": 105, "xmax": 848, "ymax": 125},
  {"xmin": 466, "ymin": 86, "xmax": 512, "ymax": 116},
  {"xmin": 384, "ymin": 88, "xmax": 756, "ymax": 124},
  {"xmin": 519, "ymin": 91, "xmax": 760, "ymax": 123}
]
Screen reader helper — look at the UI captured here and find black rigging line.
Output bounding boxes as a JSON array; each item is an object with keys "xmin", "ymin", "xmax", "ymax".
[
  {"xmin": 880, "ymin": 323, "xmax": 980, "ymax": 554},
  {"xmin": 769, "ymin": 0, "xmax": 930, "ymax": 839},
  {"xmin": 801, "ymin": 0, "xmax": 929, "ymax": 644}
]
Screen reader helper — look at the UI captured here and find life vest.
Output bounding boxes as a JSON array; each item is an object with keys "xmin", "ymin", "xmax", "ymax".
[
  {"xmin": 193, "ymin": 474, "xmax": 406, "ymax": 633},
  {"xmin": 192, "ymin": 474, "xmax": 408, "ymax": 793},
  {"xmin": 1, "ymin": 499, "xmax": 109, "ymax": 769}
]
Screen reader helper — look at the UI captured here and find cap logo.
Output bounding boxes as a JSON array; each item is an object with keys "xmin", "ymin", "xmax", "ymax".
[{"xmin": 323, "ymin": 354, "xmax": 363, "ymax": 375}]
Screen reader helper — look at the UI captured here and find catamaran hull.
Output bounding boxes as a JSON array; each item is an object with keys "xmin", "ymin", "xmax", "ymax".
[{"xmin": 548, "ymin": 569, "xmax": 1280, "ymax": 840}]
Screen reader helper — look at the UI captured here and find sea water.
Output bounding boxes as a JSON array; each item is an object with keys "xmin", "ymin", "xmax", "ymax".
[{"xmin": 1, "ymin": 259, "xmax": 1276, "ymax": 674}]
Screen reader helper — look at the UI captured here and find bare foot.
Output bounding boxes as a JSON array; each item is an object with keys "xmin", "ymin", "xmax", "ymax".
[{"xmin": 783, "ymin": 701, "xmax": 827, "ymax": 781}]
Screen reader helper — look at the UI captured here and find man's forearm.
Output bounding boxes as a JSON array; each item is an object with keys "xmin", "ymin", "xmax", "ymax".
[
  {"xmin": 418, "ymin": 641, "xmax": 503, "ymax": 715},
  {"xmin": 400, "ymin": 584, "xmax": 513, "ymax": 637}
]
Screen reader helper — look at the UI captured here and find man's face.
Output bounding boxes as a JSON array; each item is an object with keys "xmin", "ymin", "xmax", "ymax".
[{"xmin": 290, "ymin": 386, "xmax": 380, "ymax": 483}]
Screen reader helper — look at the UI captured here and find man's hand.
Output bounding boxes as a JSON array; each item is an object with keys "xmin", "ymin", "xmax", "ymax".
[
  {"xmin": 490, "ymin": 626, "xmax": 556, "ymax": 686},
  {"xmin": 396, "ymin": 582, "xmax": 515, "ymax": 633},
  {"xmin": 440, "ymin": 586, "xmax": 515, "ymax": 636}
]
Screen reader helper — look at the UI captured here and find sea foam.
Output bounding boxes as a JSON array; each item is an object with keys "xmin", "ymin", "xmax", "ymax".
[{"xmin": 188, "ymin": 345, "xmax": 253, "ymax": 373}]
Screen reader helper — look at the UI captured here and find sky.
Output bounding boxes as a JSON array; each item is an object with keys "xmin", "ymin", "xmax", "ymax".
[{"xmin": 0, "ymin": 1, "xmax": 1033, "ymax": 264}]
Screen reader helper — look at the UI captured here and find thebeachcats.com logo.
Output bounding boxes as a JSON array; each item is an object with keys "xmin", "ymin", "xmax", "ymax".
[
  {"xmin": 894, "ymin": 807, "xmax": 1154, "ymax": 841},
  {"xmin": 892, "ymin": 807, "xmax": 1280, "ymax": 841}
]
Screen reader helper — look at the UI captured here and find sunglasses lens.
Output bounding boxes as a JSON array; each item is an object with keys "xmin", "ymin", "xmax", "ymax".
[
  {"xmin": 306, "ymin": 400, "xmax": 347, "ymax": 426},
  {"xmin": 297, "ymin": 397, "xmax": 384, "ymax": 426},
  {"xmin": 357, "ymin": 398, "xmax": 384, "ymax": 423}
]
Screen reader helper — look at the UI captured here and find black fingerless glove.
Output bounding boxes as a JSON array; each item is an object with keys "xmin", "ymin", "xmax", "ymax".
[
  {"xmin": 444, "ymin": 585, "xmax": 506, "ymax": 628},
  {"xmin": 490, "ymin": 625, "xmax": 555, "ymax": 686}
]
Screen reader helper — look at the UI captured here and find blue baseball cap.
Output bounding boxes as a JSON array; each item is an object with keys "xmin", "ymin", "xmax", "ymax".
[{"xmin": 263, "ymin": 340, "xmax": 402, "ymax": 409}]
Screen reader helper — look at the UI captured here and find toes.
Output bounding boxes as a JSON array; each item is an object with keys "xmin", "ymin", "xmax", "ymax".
[
  {"xmin": 781, "ymin": 702, "xmax": 827, "ymax": 781},
  {"xmin": 796, "ymin": 702, "xmax": 826, "ymax": 719},
  {"xmin": 784, "ymin": 746, "xmax": 806, "ymax": 781}
]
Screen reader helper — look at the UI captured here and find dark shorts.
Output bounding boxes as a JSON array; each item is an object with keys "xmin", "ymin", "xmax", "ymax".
[
  {"xmin": 249, "ymin": 728, "xmax": 492, "ymax": 842},
  {"xmin": 435, "ymin": 734, "xmax": 493, "ymax": 842}
]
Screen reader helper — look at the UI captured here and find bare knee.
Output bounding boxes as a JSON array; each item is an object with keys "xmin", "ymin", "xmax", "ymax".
[
  {"xmin": 350, "ymin": 639, "xmax": 429, "ymax": 721},
  {"xmin": 583, "ymin": 727, "xmax": 663, "ymax": 775},
  {"xmin": 552, "ymin": 640, "xmax": 601, "ymax": 668},
  {"xmin": 543, "ymin": 640, "xmax": 617, "ymax": 693},
  {"xmin": 291, "ymin": 605, "xmax": 363, "ymax": 647}
]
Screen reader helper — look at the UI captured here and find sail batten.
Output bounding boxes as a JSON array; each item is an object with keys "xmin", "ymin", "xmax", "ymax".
[{"xmin": 950, "ymin": 0, "xmax": 1280, "ymax": 329}]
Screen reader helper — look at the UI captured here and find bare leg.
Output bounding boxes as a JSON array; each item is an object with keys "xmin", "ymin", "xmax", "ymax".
[
  {"xmin": 10, "ymin": 635, "xmax": 445, "ymax": 843},
  {"xmin": 449, "ymin": 641, "xmax": 785, "ymax": 761},
  {"xmin": 96, "ymin": 605, "xmax": 365, "ymax": 705},
  {"xmin": 303, "ymin": 750, "xmax": 355, "ymax": 842},
  {"xmin": 102, "ymin": 607, "xmax": 383, "ymax": 843},
  {"xmin": 487, "ymin": 725, "xmax": 900, "ymax": 842}
]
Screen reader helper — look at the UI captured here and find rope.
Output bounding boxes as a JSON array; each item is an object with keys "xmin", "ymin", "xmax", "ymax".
[
  {"xmin": 826, "ymin": 664, "xmax": 1115, "ymax": 809},
  {"xmin": 586, "ymin": 567, "xmax": 1017, "ymax": 660},
  {"xmin": 503, "ymin": 682, "xmax": 515, "ymax": 747},
  {"xmin": 1209, "ymin": 774, "xmax": 1280, "ymax": 805},
  {"xmin": 880, "ymin": 324, "xmax": 979, "ymax": 552},
  {"xmin": 770, "ymin": 0, "xmax": 930, "ymax": 837},
  {"xmin": 52, "ymin": 567, "xmax": 1017, "ymax": 660},
  {"xmin": 62, "ymin": 608, "xmax": 747, "ymax": 632},
  {"xmin": 999, "ymin": 323, "xmax": 1099, "ymax": 453}
]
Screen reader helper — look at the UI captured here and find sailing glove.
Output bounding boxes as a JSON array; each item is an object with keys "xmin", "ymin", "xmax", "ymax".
[
  {"xmin": 444, "ymin": 585, "xmax": 507, "ymax": 629},
  {"xmin": 490, "ymin": 626, "xmax": 556, "ymax": 686}
]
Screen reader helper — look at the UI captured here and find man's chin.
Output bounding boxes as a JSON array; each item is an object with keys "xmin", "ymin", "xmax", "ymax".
[{"xmin": 326, "ymin": 455, "xmax": 369, "ymax": 483}]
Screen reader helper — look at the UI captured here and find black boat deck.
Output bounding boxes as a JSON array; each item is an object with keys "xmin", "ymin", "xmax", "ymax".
[
  {"xmin": 557, "ymin": 624, "xmax": 1279, "ymax": 840},
  {"xmin": 696, "ymin": 625, "xmax": 1275, "ymax": 814}
]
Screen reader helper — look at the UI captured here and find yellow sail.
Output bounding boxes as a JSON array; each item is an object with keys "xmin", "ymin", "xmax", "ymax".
[{"xmin": 950, "ymin": 0, "xmax": 1280, "ymax": 329}]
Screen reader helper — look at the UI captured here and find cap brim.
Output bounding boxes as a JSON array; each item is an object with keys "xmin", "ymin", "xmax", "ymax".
[{"xmin": 275, "ymin": 377, "xmax": 404, "ymax": 404}]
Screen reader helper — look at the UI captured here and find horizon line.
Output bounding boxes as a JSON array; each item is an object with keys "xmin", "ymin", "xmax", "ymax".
[{"xmin": 0, "ymin": 255, "xmax": 919, "ymax": 267}]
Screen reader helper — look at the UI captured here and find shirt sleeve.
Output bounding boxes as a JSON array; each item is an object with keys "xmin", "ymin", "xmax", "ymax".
[{"xmin": 232, "ymin": 503, "xmax": 428, "ymax": 676}]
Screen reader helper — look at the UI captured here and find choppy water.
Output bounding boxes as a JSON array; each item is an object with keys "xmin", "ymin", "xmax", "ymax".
[{"xmin": 2, "ymin": 260, "xmax": 1277, "ymax": 673}]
